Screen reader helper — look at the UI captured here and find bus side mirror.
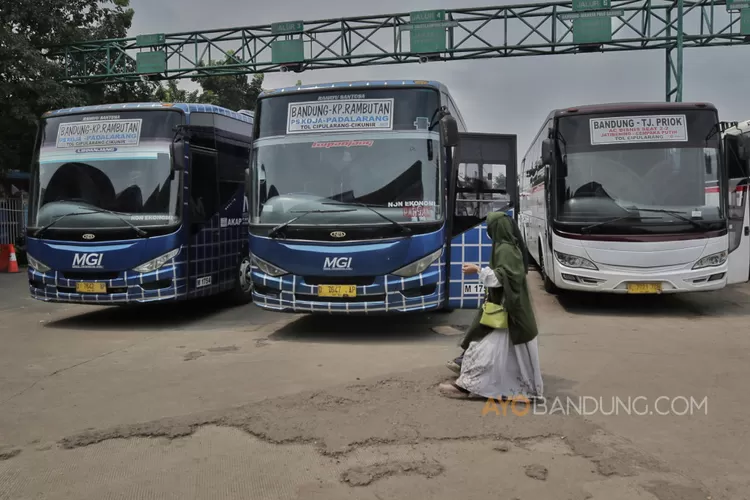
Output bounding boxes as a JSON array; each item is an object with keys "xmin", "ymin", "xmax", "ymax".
[
  {"xmin": 440, "ymin": 115, "xmax": 459, "ymax": 147},
  {"xmin": 541, "ymin": 138, "xmax": 554, "ymax": 165},
  {"xmin": 170, "ymin": 139, "xmax": 185, "ymax": 173}
]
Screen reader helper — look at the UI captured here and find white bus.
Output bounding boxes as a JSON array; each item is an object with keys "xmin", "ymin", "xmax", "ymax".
[
  {"xmin": 519, "ymin": 102, "xmax": 750, "ymax": 294},
  {"xmin": 721, "ymin": 120, "xmax": 750, "ymax": 284}
]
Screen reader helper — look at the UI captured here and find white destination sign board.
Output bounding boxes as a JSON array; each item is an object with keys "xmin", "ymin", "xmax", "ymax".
[
  {"xmin": 287, "ymin": 99, "xmax": 394, "ymax": 133},
  {"xmin": 56, "ymin": 119, "xmax": 143, "ymax": 148},
  {"xmin": 590, "ymin": 115, "xmax": 688, "ymax": 145}
]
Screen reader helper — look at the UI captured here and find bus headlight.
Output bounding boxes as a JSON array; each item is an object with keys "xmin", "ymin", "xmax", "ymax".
[
  {"xmin": 27, "ymin": 254, "xmax": 51, "ymax": 273},
  {"xmin": 252, "ymin": 255, "xmax": 288, "ymax": 277},
  {"xmin": 391, "ymin": 248, "xmax": 443, "ymax": 277},
  {"xmin": 692, "ymin": 251, "xmax": 727, "ymax": 270},
  {"xmin": 133, "ymin": 248, "xmax": 180, "ymax": 273},
  {"xmin": 554, "ymin": 251, "xmax": 598, "ymax": 270}
]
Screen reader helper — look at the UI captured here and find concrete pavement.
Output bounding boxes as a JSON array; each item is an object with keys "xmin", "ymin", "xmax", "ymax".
[{"xmin": 1, "ymin": 271, "xmax": 749, "ymax": 499}]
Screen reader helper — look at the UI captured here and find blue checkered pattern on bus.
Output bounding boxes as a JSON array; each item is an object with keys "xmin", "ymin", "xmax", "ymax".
[
  {"xmin": 448, "ymin": 223, "xmax": 493, "ymax": 309},
  {"xmin": 186, "ymin": 211, "xmax": 246, "ymax": 299},
  {"xmin": 28, "ymin": 248, "xmax": 188, "ymax": 304},
  {"xmin": 251, "ymin": 253, "xmax": 446, "ymax": 313}
]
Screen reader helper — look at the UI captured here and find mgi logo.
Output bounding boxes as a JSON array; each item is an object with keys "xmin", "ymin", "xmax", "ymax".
[
  {"xmin": 323, "ymin": 256, "xmax": 352, "ymax": 271},
  {"xmin": 72, "ymin": 253, "xmax": 104, "ymax": 269}
]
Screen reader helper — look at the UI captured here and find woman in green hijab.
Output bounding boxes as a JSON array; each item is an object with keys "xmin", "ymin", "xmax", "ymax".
[{"xmin": 439, "ymin": 212, "xmax": 543, "ymax": 400}]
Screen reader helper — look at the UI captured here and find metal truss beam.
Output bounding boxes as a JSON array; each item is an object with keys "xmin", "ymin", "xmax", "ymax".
[{"xmin": 49, "ymin": 0, "xmax": 749, "ymax": 102}]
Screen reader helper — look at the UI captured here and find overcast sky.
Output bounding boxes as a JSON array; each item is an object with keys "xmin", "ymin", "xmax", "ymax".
[{"xmin": 128, "ymin": 0, "xmax": 749, "ymax": 153}]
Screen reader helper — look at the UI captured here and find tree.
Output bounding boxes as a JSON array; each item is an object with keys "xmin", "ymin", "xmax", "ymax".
[
  {"xmin": 153, "ymin": 80, "xmax": 204, "ymax": 103},
  {"xmin": 493, "ymin": 174, "xmax": 507, "ymax": 190},
  {"xmin": 0, "ymin": 0, "xmax": 143, "ymax": 174},
  {"xmin": 190, "ymin": 54, "xmax": 264, "ymax": 111}
]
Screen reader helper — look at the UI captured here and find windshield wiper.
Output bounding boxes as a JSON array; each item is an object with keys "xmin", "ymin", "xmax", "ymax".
[
  {"xmin": 268, "ymin": 208, "xmax": 356, "ymax": 239},
  {"xmin": 33, "ymin": 211, "xmax": 98, "ymax": 238},
  {"xmin": 33, "ymin": 206, "xmax": 148, "ymax": 238},
  {"xmin": 321, "ymin": 201, "xmax": 412, "ymax": 235},
  {"xmin": 627, "ymin": 207, "xmax": 712, "ymax": 230},
  {"xmin": 580, "ymin": 214, "xmax": 643, "ymax": 234}
]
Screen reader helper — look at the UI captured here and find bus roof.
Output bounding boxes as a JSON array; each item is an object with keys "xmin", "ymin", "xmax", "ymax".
[
  {"xmin": 546, "ymin": 101, "xmax": 717, "ymax": 121},
  {"xmin": 42, "ymin": 102, "xmax": 253, "ymax": 123},
  {"xmin": 259, "ymin": 80, "xmax": 447, "ymax": 98},
  {"xmin": 722, "ymin": 119, "xmax": 750, "ymax": 137}
]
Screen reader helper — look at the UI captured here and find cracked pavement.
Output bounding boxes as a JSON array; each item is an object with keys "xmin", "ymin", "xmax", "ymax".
[{"xmin": 1, "ymin": 272, "xmax": 749, "ymax": 499}]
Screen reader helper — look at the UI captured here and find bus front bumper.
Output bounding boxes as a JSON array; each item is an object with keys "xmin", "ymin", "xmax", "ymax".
[
  {"xmin": 250, "ymin": 267, "xmax": 445, "ymax": 314},
  {"xmin": 552, "ymin": 261, "xmax": 728, "ymax": 294},
  {"xmin": 27, "ymin": 265, "xmax": 186, "ymax": 304}
]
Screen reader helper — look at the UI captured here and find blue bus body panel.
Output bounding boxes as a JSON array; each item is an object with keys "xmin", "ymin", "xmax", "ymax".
[
  {"xmin": 447, "ymin": 223, "xmax": 493, "ymax": 310},
  {"xmin": 27, "ymin": 231, "xmax": 187, "ymax": 304},
  {"xmin": 249, "ymin": 228, "xmax": 446, "ymax": 313},
  {"xmin": 259, "ymin": 80, "xmax": 446, "ymax": 98},
  {"xmin": 30, "ymin": 102, "xmax": 252, "ymax": 305},
  {"xmin": 44, "ymin": 102, "xmax": 254, "ymax": 123}
]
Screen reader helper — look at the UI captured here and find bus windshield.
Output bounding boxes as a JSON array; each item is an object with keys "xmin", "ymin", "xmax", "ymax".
[
  {"xmin": 253, "ymin": 132, "xmax": 442, "ymax": 225},
  {"xmin": 555, "ymin": 110, "xmax": 724, "ymax": 231},
  {"xmin": 29, "ymin": 110, "xmax": 183, "ymax": 230}
]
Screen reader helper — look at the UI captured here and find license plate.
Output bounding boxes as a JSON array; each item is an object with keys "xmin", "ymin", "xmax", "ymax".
[
  {"xmin": 318, "ymin": 284, "xmax": 357, "ymax": 298},
  {"xmin": 75, "ymin": 282, "xmax": 107, "ymax": 294},
  {"xmin": 627, "ymin": 282, "xmax": 662, "ymax": 294}
]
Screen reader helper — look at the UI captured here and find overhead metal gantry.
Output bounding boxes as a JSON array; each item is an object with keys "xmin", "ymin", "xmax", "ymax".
[{"xmin": 49, "ymin": 0, "xmax": 750, "ymax": 101}]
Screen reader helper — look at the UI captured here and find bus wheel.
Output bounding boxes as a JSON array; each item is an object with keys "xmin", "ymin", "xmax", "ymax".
[
  {"xmin": 538, "ymin": 243, "xmax": 558, "ymax": 295},
  {"xmin": 231, "ymin": 256, "xmax": 253, "ymax": 304}
]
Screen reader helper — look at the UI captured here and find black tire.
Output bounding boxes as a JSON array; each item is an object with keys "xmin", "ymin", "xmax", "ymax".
[
  {"xmin": 228, "ymin": 255, "xmax": 253, "ymax": 304},
  {"xmin": 538, "ymin": 242, "xmax": 559, "ymax": 295}
]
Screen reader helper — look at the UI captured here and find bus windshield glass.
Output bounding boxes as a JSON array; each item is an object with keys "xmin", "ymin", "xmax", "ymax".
[
  {"xmin": 555, "ymin": 109, "xmax": 724, "ymax": 231},
  {"xmin": 253, "ymin": 132, "xmax": 442, "ymax": 225},
  {"xmin": 252, "ymin": 87, "xmax": 444, "ymax": 226},
  {"xmin": 29, "ymin": 110, "xmax": 183, "ymax": 230}
]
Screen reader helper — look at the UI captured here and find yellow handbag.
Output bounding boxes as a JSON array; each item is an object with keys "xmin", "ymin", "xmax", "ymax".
[{"xmin": 479, "ymin": 290, "xmax": 509, "ymax": 329}]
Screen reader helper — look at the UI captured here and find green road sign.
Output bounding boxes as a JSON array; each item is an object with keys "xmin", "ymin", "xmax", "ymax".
[
  {"xmin": 136, "ymin": 51, "xmax": 166, "ymax": 74},
  {"xmin": 135, "ymin": 34, "xmax": 165, "ymax": 47},
  {"xmin": 272, "ymin": 21, "xmax": 304, "ymax": 35},
  {"xmin": 727, "ymin": 0, "xmax": 750, "ymax": 10},
  {"xmin": 571, "ymin": 0, "xmax": 615, "ymax": 44},
  {"xmin": 742, "ymin": 10, "xmax": 750, "ymax": 34},
  {"xmin": 272, "ymin": 39, "xmax": 304, "ymax": 63},
  {"xmin": 406, "ymin": 9, "xmax": 457, "ymax": 54}
]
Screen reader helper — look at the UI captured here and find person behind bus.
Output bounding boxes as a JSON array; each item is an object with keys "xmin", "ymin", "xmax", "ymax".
[{"xmin": 439, "ymin": 211, "xmax": 542, "ymax": 401}]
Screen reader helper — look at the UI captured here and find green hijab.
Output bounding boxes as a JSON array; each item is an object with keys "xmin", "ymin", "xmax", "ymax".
[{"xmin": 463, "ymin": 212, "xmax": 539, "ymax": 347}]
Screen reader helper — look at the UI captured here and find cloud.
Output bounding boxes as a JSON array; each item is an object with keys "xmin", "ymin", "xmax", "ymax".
[{"xmin": 128, "ymin": 0, "xmax": 750, "ymax": 151}]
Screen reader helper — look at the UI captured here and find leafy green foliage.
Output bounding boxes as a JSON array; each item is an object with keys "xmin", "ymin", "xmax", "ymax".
[
  {"xmin": 1, "ymin": 2, "xmax": 264, "ymax": 177},
  {"xmin": 0, "ymin": 0, "xmax": 146, "ymax": 174}
]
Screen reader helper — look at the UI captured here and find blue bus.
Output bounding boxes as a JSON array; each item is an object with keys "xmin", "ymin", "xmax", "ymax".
[
  {"xmin": 25, "ymin": 102, "xmax": 255, "ymax": 305},
  {"xmin": 248, "ymin": 80, "xmax": 518, "ymax": 313}
]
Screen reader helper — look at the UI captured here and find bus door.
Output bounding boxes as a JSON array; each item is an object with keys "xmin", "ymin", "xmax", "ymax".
[
  {"xmin": 447, "ymin": 133, "xmax": 518, "ymax": 309},
  {"xmin": 726, "ymin": 130, "xmax": 750, "ymax": 285},
  {"xmin": 187, "ymin": 145, "xmax": 222, "ymax": 296}
]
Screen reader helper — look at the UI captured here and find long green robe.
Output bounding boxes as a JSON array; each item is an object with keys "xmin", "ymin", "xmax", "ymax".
[{"xmin": 459, "ymin": 212, "xmax": 539, "ymax": 350}]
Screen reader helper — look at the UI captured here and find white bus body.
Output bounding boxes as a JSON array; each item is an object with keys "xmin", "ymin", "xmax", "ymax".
[{"xmin": 519, "ymin": 102, "xmax": 749, "ymax": 295}]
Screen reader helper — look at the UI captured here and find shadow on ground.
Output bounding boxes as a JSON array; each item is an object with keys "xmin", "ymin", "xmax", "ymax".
[
  {"xmin": 269, "ymin": 310, "xmax": 474, "ymax": 344},
  {"xmin": 550, "ymin": 283, "xmax": 750, "ymax": 318},
  {"xmin": 42, "ymin": 296, "xmax": 248, "ymax": 331}
]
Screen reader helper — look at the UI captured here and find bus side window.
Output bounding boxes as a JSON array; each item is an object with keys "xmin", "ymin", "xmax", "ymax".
[
  {"xmin": 190, "ymin": 150, "xmax": 219, "ymax": 227},
  {"xmin": 217, "ymin": 139, "xmax": 250, "ymax": 210}
]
